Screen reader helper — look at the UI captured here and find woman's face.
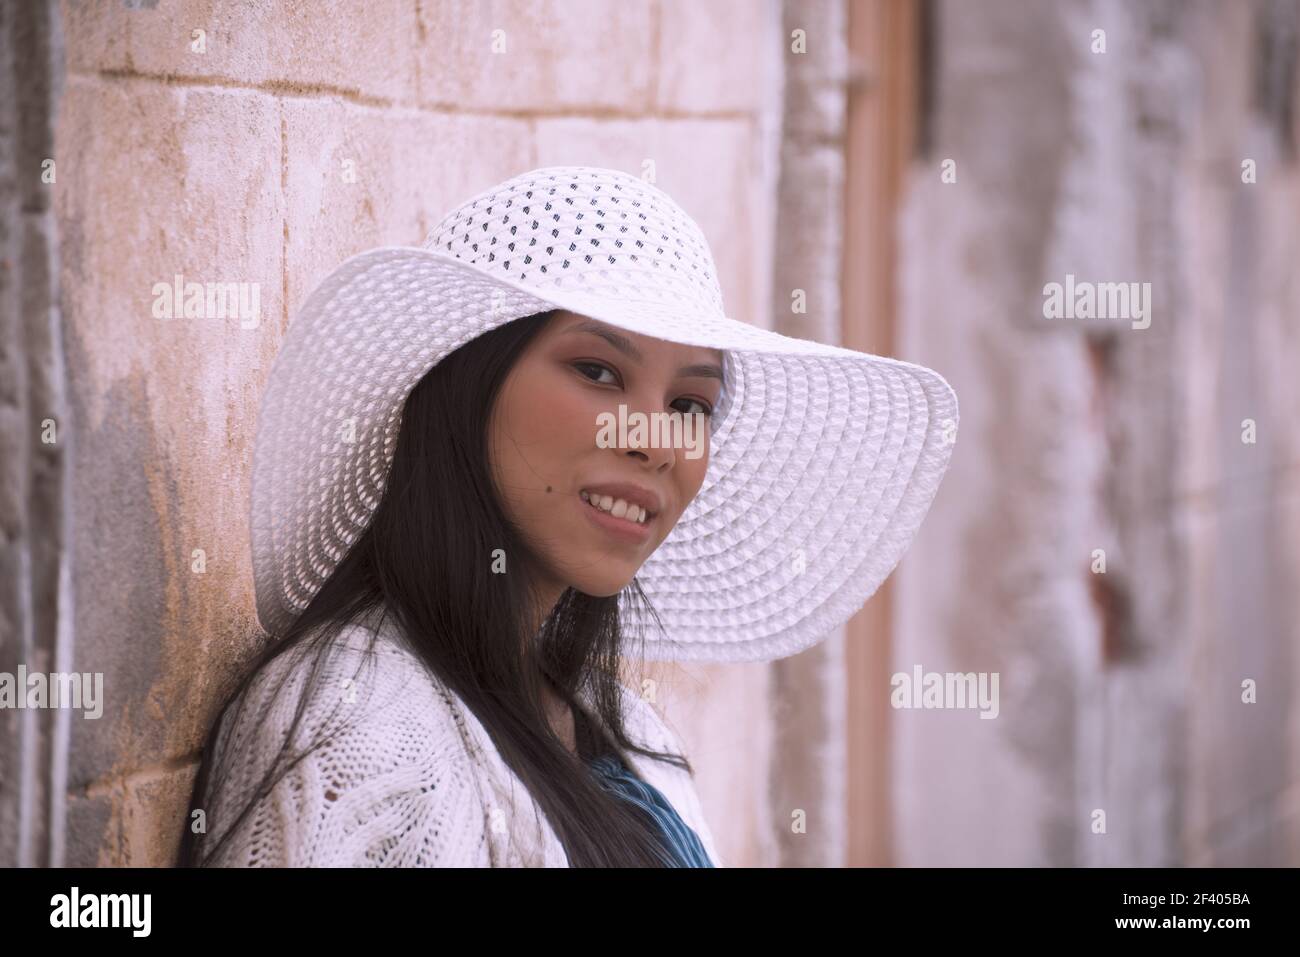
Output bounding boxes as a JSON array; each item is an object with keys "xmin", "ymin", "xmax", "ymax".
[{"xmin": 489, "ymin": 311, "xmax": 725, "ymax": 610}]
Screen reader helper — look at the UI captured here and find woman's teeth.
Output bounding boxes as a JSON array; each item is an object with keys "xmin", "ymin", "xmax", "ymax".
[{"xmin": 580, "ymin": 490, "xmax": 650, "ymax": 525}]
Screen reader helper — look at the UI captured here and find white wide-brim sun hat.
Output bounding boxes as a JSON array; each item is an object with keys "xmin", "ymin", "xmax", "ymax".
[{"xmin": 251, "ymin": 166, "xmax": 958, "ymax": 663}]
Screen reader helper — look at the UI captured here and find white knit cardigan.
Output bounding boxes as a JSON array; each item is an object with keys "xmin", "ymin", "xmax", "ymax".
[{"xmin": 201, "ymin": 616, "xmax": 722, "ymax": 867}]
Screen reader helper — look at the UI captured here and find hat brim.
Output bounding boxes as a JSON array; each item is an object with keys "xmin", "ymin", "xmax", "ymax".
[{"xmin": 251, "ymin": 245, "xmax": 959, "ymax": 662}]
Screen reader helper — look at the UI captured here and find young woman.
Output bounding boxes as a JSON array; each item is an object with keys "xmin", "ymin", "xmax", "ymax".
[{"xmin": 178, "ymin": 166, "xmax": 959, "ymax": 867}]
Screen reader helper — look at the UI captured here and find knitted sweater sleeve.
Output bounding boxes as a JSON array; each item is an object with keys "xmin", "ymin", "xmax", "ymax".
[{"xmin": 201, "ymin": 628, "xmax": 490, "ymax": 867}]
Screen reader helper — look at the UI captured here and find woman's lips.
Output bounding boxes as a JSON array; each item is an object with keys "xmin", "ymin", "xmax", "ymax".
[{"xmin": 577, "ymin": 491, "xmax": 653, "ymax": 543}]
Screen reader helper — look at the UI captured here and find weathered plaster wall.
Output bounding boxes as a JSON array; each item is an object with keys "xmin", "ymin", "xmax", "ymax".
[{"xmin": 893, "ymin": 0, "xmax": 1300, "ymax": 865}]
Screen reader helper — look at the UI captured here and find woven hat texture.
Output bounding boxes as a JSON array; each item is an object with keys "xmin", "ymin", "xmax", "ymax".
[{"xmin": 251, "ymin": 166, "xmax": 959, "ymax": 662}]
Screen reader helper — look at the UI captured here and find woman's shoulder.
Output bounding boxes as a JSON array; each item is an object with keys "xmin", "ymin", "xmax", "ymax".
[
  {"xmin": 203, "ymin": 615, "xmax": 492, "ymax": 866},
  {"xmin": 236, "ymin": 615, "xmax": 454, "ymax": 742},
  {"xmin": 607, "ymin": 680, "xmax": 688, "ymax": 757}
]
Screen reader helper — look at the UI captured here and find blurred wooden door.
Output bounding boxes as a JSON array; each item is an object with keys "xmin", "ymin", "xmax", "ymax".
[{"xmin": 842, "ymin": 0, "xmax": 921, "ymax": 867}]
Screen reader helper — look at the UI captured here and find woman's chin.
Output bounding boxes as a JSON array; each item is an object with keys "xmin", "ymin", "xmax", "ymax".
[{"xmin": 571, "ymin": 576, "xmax": 636, "ymax": 599}]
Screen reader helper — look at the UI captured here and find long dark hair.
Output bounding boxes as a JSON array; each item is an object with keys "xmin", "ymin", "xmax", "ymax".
[{"xmin": 178, "ymin": 309, "xmax": 696, "ymax": 867}]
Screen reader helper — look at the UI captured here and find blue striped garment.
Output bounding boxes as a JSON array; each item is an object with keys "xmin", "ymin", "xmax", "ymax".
[{"xmin": 587, "ymin": 752, "xmax": 714, "ymax": 867}]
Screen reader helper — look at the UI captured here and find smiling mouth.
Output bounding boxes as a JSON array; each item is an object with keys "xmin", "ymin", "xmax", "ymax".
[{"xmin": 579, "ymin": 489, "xmax": 653, "ymax": 526}]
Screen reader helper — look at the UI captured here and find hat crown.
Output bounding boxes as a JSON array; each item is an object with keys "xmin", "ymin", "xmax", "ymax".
[{"xmin": 422, "ymin": 166, "xmax": 726, "ymax": 317}]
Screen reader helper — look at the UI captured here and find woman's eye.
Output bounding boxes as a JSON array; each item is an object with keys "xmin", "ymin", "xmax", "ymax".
[
  {"xmin": 575, "ymin": 361, "xmax": 713, "ymax": 417},
  {"xmin": 573, "ymin": 361, "xmax": 618, "ymax": 385},
  {"xmin": 674, "ymin": 398, "xmax": 714, "ymax": 417}
]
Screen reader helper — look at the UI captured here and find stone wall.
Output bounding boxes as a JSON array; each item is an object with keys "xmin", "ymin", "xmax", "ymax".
[{"xmin": 29, "ymin": 0, "xmax": 794, "ymax": 867}]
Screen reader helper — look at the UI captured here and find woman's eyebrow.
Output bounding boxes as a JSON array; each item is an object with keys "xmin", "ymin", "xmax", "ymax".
[{"xmin": 564, "ymin": 320, "xmax": 724, "ymax": 381}]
